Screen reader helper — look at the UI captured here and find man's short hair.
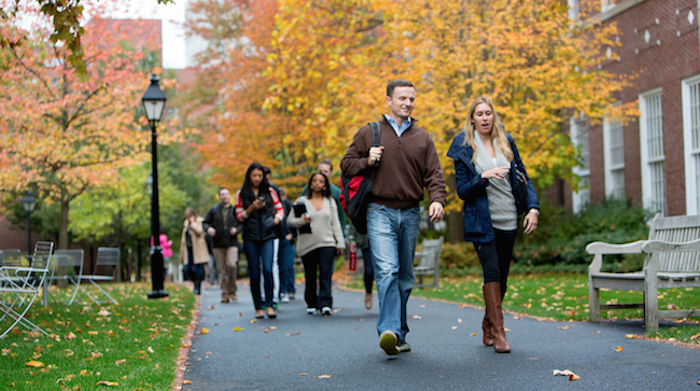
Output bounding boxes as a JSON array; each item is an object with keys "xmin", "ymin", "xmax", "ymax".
[
  {"xmin": 218, "ymin": 187, "xmax": 229, "ymax": 195},
  {"xmin": 318, "ymin": 159, "xmax": 333, "ymax": 172},
  {"xmin": 262, "ymin": 166, "xmax": 271, "ymax": 176},
  {"xmin": 387, "ymin": 79, "xmax": 414, "ymax": 98}
]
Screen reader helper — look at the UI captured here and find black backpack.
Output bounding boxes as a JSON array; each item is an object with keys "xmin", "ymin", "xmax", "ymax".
[{"xmin": 339, "ymin": 122, "xmax": 380, "ymax": 234}]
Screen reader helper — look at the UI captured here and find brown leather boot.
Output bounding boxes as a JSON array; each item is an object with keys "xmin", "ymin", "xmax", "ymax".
[
  {"xmin": 482, "ymin": 312, "xmax": 494, "ymax": 346},
  {"xmin": 484, "ymin": 282, "xmax": 511, "ymax": 353}
]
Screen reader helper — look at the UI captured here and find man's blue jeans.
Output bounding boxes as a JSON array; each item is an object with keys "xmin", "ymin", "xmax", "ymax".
[{"xmin": 366, "ymin": 202, "xmax": 421, "ymax": 343}]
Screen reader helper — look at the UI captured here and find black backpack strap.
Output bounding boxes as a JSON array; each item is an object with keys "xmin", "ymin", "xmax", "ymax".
[{"xmin": 370, "ymin": 122, "xmax": 380, "ymax": 147}]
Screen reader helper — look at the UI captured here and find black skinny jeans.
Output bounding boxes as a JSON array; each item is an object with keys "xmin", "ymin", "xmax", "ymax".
[
  {"xmin": 473, "ymin": 228, "xmax": 517, "ymax": 299},
  {"xmin": 302, "ymin": 247, "xmax": 336, "ymax": 309}
]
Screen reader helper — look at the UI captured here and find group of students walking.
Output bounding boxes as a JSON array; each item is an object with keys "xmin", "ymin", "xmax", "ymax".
[{"xmin": 180, "ymin": 79, "xmax": 540, "ymax": 356}]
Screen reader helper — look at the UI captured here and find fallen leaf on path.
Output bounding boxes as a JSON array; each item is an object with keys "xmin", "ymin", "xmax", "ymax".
[
  {"xmin": 569, "ymin": 374, "xmax": 580, "ymax": 381},
  {"xmin": 208, "ymin": 305, "xmax": 215, "ymax": 310},
  {"xmin": 557, "ymin": 325, "xmax": 569, "ymax": 330},
  {"xmin": 315, "ymin": 375, "xmax": 332, "ymax": 379},
  {"xmin": 264, "ymin": 329, "xmax": 269, "ymax": 333},
  {"xmin": 287, "ymin": 332, "xmax": 301, "ymax": 336},
  {"xmin": 458, "ymin": 318, "xmax": 463, "ymax": 323},
  {"xmin": 411, "ymin": 315, "xmax": 422, "ymax": 319},
  {"xmin": 233, "ymin": 326, "xmax": 243, "ymax": 332},
  {"xmin": 592, "ymin": 330, "xmax": 601, "ymax": 333},
  {"xmin": 199, "ymin": 328, "xmax": 210, "ymax": 335},
  {"xmin": 25, "ymin": 360, "xmax": 44, "ymax": 368},
  {"xmin": 471, "ymin": 332, "xmax": 477, "ymax": 336},
  {"xmin": 451, "ymin": 326, "xmax": 458, "ymax": 330},
  {"xmin": 513, "ymin": 316, "xmax": 521, "ymax": 320},
  {"xmin": 300, "ymin": 373, "xmax": 308, "ymax": 376},
  {"xmin": 250, "ymin": 319, "xmax": 257, "ymax": 324},
  {"xmin": 553, "ymin": 369, "xmax": 575, "ymax": 376},
  {"xmin": 95, "ymin": 380, "xmax": 119, "ymax": 386},
  {"xmin": 269, "ymin": 326, "xmax": 276, "ymax": 330},
  {"xmin": 614, "ymin": 346, "xmax": 624, "ymax": 352},
  {"xmin": 183, "ymin": 380, "xmax": 192, "ymax": 385},
  {"xmin": 625, "ymin": 334, "xmax": 637, "ymax": 339}
]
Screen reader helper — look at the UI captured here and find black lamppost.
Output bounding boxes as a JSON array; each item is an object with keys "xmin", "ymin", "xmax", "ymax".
[
  {"xmin": 21, "ymin": 191, "xmax": 37, "ymax": 254},
  {"xmin": 141, "ymin": 74, "xmax": 168, "ymax": 299}
]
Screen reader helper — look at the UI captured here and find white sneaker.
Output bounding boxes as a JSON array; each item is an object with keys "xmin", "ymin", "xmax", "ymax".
[
  {"xmin": 321, "ymin": 306, "xmax": 332, "ymax": 316},
  {"xmin": 281, "ymin": 293, "xmax": 290, "ymax": 303},
  {"xmin": 307, "ymin": 308, "xmax": 316, "ymax": 315}
]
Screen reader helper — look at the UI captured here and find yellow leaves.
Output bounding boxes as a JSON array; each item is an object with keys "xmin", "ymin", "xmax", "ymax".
[
  {"xmin": 95, "ymin": 380, "xmax": 119, "ymax": 386},
  {"xmin": 25, "ymin": 360, "xmax": 44, "ymax": 368},
  {"xmin": 198, "ymin": 327, "xmax": 210, "ymax": 335},
  {"xmin": 614, "ymin": 346, "xmax": 624, "ymax": 352},
  {"xmin": 233, "ymin": 326, "xmax": 244, "ymax": 332}
]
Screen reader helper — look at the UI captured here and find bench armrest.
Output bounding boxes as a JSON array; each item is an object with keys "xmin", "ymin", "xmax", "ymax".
[
  {"xmin": 586, "ymin": 240, "xmax": 647, "ymax": 275},
  {"xmin": 641, "ymin": 238, "xmax": 700, "ymax": 254}
]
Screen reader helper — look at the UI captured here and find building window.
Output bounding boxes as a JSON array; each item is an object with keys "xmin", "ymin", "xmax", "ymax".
[
  {"xmin": 603, "ymin": 106, "xmax": 625, "ymax": 200},
  {"xmin": 571, "ymin": 114, "xmax": 590, "ymax": 213},
  {"xmin": 568, "ymin": 0, "xmax": 580, "ymax": 21},
  {"xmin": 601, "ymin": 0, "xmax": 616, "ymax": 13},
  {"xmin": 682, "ymin": 74, "xmax": 700, "ymax": 215},
  {"xmin": 640, "ymin": 88, "xmax": 666, "ymax": 215}
]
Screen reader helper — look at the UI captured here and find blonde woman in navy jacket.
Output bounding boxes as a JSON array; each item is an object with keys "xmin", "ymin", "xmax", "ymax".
[{"xmin": 447, "ymin": 96, "xmax": 539, "ymax": 353}]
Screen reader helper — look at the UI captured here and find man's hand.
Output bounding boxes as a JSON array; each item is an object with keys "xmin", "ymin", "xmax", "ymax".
[
  {"xmin": 229, "ymin": 226, "xmax": 237, "ymax": 236},
  {"xmin": 337, "ymin": 248, "xmax": 345, "ymax": 256},
  {"xmin": 523, "ymin": 211, "xmax": 538, "ymax": 235},
  {"xmin": 428, "ymin": 202, "xmax": 444, "ymax": 223},
  {"xmin": 349, "ymin": 241, "xmax": 357, "ymax": 252},
  {"xmin": 367, "ymin": 146, "xmax": 384, "ymax": 166},
  {"xmin": 207, "ymin": 227, "xmax": 216, "ymax": 237}
]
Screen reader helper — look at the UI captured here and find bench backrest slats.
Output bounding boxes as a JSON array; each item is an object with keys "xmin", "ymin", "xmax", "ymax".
[{"xmin": 649, "ymin": 214, "xmax": 700, "ymax": 272}]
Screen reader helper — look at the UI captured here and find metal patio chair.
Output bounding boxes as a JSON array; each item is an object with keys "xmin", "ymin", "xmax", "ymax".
[
  {"xmin": 0, "ymin": 242, "xmax": 54, "ymax": 337},
  {"xmin": 80, "ymin": 247, "xmax": 120, "ymax": 305},
  {"xmin": 49, "ymin": 249, "xmax": 85, "ymax": 306}
]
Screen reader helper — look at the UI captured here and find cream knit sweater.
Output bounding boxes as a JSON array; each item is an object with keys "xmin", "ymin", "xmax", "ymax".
[{"xmin": 287, "ymin": 196, "xmax": 346, "ymax": 257}]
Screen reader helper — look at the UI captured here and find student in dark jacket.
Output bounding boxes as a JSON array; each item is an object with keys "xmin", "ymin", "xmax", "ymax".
[
  {"xmin": 447, "ymin": 96, "xmax": 539, "ymax": 354},
  {"xmin": 278, "ymin": 187, "xmax": 296, "ymax": 303},
  {"xmin": 235, "ymin": 162, "xmax": 285, "ymax": 319},
  {"xmin": 203, "ymin": 187, "xmax": 241, "ymax": 303}
]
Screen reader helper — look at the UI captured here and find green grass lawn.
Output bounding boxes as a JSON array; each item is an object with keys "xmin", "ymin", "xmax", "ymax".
[
  {"xmin": 345, "ymin": 272, "xmax": 700, "ymax": 345},
  {"xmin": 0, "ymin": 282, "xmax": 195, "ymax": 390}
]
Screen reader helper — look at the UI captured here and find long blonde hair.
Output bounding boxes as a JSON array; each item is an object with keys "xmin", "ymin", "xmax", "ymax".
[{"xmin": 462, "ymin": 96, "xmax": 513, "ymax": 163}]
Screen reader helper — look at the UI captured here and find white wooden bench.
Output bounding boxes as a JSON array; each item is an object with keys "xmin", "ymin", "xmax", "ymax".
[
  {"xmin": 414, "ymin": 236, "xmax": 444, "ymax": 289},
  {"xmin": 586, "ymin": 214, "xmax": 700, "ymax": 331}
]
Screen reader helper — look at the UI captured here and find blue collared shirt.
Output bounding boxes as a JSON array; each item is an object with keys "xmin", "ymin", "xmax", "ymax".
[{"xmin": 384, "ymin": 114, "xmax": 412, "ymax": 137}]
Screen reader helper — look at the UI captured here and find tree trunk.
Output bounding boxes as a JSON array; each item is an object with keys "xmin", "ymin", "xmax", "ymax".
[{"xmin": 58, "ymin": 200, "xmax": 70, "ymax": 249}]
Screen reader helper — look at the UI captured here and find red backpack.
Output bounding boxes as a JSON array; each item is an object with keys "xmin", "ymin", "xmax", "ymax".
[{"xmin": 339, "ymin": 122, "xmax": 381, "ymax": 234}]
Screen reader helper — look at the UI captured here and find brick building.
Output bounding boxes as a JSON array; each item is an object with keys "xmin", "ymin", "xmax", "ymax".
[{"xmin": 559, "ymin": 0, "xmax": 700, "ymax": 217}]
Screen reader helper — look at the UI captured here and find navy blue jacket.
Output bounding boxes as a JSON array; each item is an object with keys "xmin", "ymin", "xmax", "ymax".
[{"xmin": 446, "ymin": 132, "xmax": 539, "ymax": 243}]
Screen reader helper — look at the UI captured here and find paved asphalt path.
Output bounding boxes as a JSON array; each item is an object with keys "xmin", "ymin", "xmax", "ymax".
[{"xmin": 182, "ymin": 279, "xmax": 700, "ymax": 391}]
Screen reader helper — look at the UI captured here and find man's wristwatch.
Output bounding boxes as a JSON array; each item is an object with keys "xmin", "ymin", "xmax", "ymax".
[{"xmin": 528, "ymin": 208, "xmax": 540, "ymax": 216}]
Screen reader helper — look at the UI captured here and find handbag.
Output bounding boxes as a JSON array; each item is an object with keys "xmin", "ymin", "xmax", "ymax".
[{"xmin": 507, "ymin": 134, "xmax": 529, "ymax": 216}]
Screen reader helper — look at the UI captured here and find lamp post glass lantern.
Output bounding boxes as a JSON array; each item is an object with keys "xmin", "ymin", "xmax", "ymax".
[
  {"xmin": 21, "ymin": 191, "xmax": 36, "ymax": 254},
  {"xmin": 142, "ymin": 74, "xmax": 168, "ymax": 299}
]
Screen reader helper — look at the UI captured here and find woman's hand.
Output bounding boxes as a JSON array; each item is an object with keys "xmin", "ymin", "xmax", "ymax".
[
  {"xmin": 303, "ymin": 214, "xmax": 311, "ymax": 224},
  {"xmin": 229, "ymin": 226, "xmax": 237, "ymax": 236},
  {"xmin": 252, "ymin": 198, "xmax": 266, "ymax": 210},
  {"xmin": 207, "ymin": 227, "xmax": 216, "ymax": 237},
  {"xmin": 337, "ymin": 248, "xmax": 345, "ymax": 256},
  {"xmin": 481, "ymin": 166, "xmax": 510, "ymax": 180},
  {"xmin": 523, "ymin": 211, "xmax": 539, "ymax": 235},
  {"xmin": 274, "ymin": 217, "xmax": 281, "ymax": 225}
]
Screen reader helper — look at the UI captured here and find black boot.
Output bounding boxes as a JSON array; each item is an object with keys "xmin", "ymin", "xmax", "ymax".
[{"xmin": 194, "ymin": 278, "xmax": 201, "ymax": 295}]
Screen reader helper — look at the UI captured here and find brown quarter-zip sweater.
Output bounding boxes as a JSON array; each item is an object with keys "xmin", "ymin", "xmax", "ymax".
[{"xmin": 340, "ymin": 117, "xmax": 446, "ymax": 210}]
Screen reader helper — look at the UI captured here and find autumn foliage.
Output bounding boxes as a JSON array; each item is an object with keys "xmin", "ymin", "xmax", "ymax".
[
  {"xmin": 185, "ymin": 0, "xmax": 634, "ymax": 202},
  {"xmin": 0, "ymin": 1, "xmax": 162, "ymax": 248}
]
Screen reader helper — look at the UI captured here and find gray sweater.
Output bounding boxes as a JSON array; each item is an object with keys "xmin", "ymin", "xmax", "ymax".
[
  {"xmin": 473, "ymin": 133, "xmax": 518, "ymax": 231},
  {"xmin": 287, "ymin": 196, "xmax": 346, "ymax": 257}
]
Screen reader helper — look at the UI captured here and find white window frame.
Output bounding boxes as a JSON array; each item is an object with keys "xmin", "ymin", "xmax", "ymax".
[
  {"xmin": 603, "ymin": 106, "xmax": 625, "ymax": 200},
  {"xmin": 601, "ymin": 0, "xmax": 616, "ymax": 13},
  {"xmin": 639, "ymin": 88, "xmax": 666, "ymax": 215},
  {"xmin": 571, "ymin": 115, "xmax": 591, "ymax": 213},
  {"xmin": 682, "ymin": 74, "xmax": 700, "ymax": 215}
]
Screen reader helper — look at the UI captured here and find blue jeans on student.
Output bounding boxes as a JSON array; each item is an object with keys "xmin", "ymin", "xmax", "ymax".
[
  {"xmin": 244, "ymin": 239, "xmax": 275, "ymax": 310},
  {"xmin": 279, "ymin": 237, "xmax": 296, "ymax": 294},
  {"xmin": 366, "ymin": 202, "xmax": 421, "ymax": 343}
]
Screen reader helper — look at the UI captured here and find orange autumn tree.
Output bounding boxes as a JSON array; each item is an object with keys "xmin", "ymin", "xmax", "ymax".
[
  {"xmin": 183, "ymin": 0, "xmax": 289, "ymax": 191},
  {"xmin": 0, "ymin": 1, "xmax": 161, "ymax": 249}
]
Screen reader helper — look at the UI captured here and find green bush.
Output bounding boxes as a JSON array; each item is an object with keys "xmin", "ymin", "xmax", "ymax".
[
  {"xmin": 515, "ymin": 198, "xmax": 653, "ymax": 267},
  {"xmin": 440, "ymin": 242, "xmax": 480, "ymax": 269}
]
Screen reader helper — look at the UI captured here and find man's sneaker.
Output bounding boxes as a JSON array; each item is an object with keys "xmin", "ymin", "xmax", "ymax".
[
  {"xmin": 379, "ymin": 331, "xmax": 399, "ymax": 355},
  {"xmin": 321, "ymin": 306, "xmax": 332, "ymax": 316},
  {"xmin": 281, "ymin": 293, "xmax": 290, "ymax": 303},
  {"xmin": 289, "ymin": 293, "xmax": 295, "ymax": 300},
  {"xmin": 397, "ymin": 342, "xmax": 411, "ymax": 353},
  {"xmin": 307, "ymin": 308, "xmax": 316, "ymax": 315}
]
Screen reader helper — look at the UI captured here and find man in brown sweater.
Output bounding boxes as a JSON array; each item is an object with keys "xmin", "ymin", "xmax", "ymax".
[{"xmin": 340, "ymin": 79, "xmax": 446, "ymax": 356}]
